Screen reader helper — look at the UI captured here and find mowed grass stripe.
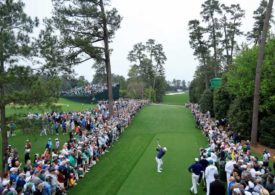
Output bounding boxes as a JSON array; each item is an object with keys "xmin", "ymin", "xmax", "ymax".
[
  {"xmin": 70, "ymin": 95, "xmax": 207, "ymax": 195},
  {"xmin": 117, "ymin": 133, "xmax": 205, "ymax": 195},
  {"xmin": 162, "ymin": 93, "xmax": 189, "ymax": 105}
]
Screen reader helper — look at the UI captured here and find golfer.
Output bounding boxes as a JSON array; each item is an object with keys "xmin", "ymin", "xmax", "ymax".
[{"xmin": 155, "ymin": 144, "xmax": 167, "ymax": 173}]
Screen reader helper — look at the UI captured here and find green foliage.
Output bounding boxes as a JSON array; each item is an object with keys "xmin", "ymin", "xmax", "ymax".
[
  {"xmin": 0, "ymin": 0, "xmax": 66, "ymax": 171},
  {"xmin": 60, "ymin": 75, "xmax": 89, "ymax": 91},
  {"xmin": 199, "ymin": 89, "xmax": 213, "ymax": 114},
  {"xmin": 126, "ymin": 80, "xmax": 145, "ymax": 99},
  {"xmin": 247, "ymin": 0, "xmax": 274, "ymax": 45},
  {"xmin": 226, "ymin": 47, "xmax": 258, "ymax": 98},
  {"xmin": 227, "ymin": 97, "xmax": 253, "ymax": 138},
  {"xmin": 144, "ymin": 88, "xmax": 156, "ymax": 102},
  {"xmin": 213, "ymin": 86, "xmax": 231, "ymax": 119},
  {"xmin": 127, "ymin": 39, "xmax": 167, "ymax": 102},
  {"xmin": 220, "ymin": 3, "xmax": 245, "ymax": 67},
  {"xmin": 259, "ymin": 115, "xmax": 275, "ymax": 148},
  {"xmin": 52, "ymin": 0, "xmax": 122, "ymax": 65},
  {"xmin": 119, "ymin": 89, "xmax": 127, "ymax": 98},
  {"xmin": 189, "ymin": 75, "xmax": 207, "ymax": 103},
  {"xmin": 212, "ymin": 39, "xmax": 275, "ymax": 147},
  {"xmin": 154, "ymin": 76, "xmax": 167, "ymax": 102}
]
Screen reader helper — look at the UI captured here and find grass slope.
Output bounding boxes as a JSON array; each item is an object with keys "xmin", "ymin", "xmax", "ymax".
[
  {"xmin": 70, "ymin": 94, "xmax": 207, "ymax": 195},
  {"xmin": 162, "ymin": 93, "xmax": 189, "ymax": 105},
  {"xmin": 6, "ymin": 98, "xmax": 94, "ymax": 117}
]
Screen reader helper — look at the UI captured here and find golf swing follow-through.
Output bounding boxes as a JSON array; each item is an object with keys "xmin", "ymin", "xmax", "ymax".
[{"xmin": 155, "ymin": 138, "xmax": 167, "ymax": 173}]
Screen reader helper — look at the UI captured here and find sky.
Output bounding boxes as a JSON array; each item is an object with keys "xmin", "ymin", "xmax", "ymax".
[{"xmin": 24, "ymin": 0, "xmax": 272, "ymax": 82}]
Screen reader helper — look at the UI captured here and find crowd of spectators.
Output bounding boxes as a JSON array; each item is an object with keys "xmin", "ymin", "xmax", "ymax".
[
  {"xmin": 0, "ymin": 99, "xmax": 148, "ymax": 195},
  {"xmin": 187, "ymin": 103, "xmax": 275, "ymax": 195},
  {"xmin": 60, "ymin": 84, "xmax": 119, "ymax": 96}
]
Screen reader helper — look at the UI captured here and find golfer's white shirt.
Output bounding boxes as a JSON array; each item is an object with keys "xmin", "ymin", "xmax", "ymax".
[
  {"xmin": 225, "ymin": 160, "xmax": 235, "ymax": 174},
  {"xmin": 205, "ymin": 165, "xmax": 218, "ymax": 182}
]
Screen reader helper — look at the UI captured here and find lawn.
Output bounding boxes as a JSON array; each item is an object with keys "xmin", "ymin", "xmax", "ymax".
[
  {"xmin": 162, "ymin": 93, "xmax": 189, "ymax": 105},
  {"xmin": 69, "ymin": 93, "xmax": 207, "ymax": 195},
  {"xmin": 6, "ymin": 98, "xmax": 94, "ymax": 117}
]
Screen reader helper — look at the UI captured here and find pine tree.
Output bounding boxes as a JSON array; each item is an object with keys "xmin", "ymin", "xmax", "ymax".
[
  {"xmin": 200, "ymin": 0, "xmax": 222, "ymax": 77},
  {"xmin": 52, "ymin": 0, "xmax": 122, "ymax": 115},
  {"xmin": 251, "ymin": 0, "xmax": 274, "ymax": 146},
  {"xmin": 220, "ymin": 4, "xmax": 245, "ymax": 67},
  {"xmin": 0, "ymin": 0, "xmax": 63, "ymax": 173},
  {"xmin": 247, "ymin": 0, "xmax": 274, "ymax": 45}
]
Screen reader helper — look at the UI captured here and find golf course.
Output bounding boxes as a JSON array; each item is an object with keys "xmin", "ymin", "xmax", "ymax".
[{"xmin": 67, "ymin": 93, "xmax": 207, "ymax": 195}]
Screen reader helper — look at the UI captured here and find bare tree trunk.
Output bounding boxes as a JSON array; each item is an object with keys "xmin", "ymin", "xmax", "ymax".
[
  {"xmin": 223, "ymin": 16, "xmax": 230, "ymax": 67},
  {"xmin": 202, "ymin": 53, "xmax": 209, "ymax": 89},
  {"xmin": 211, "ymin": 16, "xmax": 218, "ymax": 77},
  {"xmin": 0, "ymin": 59, "xmax": 8, "ymax": 175},
  {"xmin": 99, "ymin": 0, "xmax": 113, "ymax": 116},
  {"xmin": 251, "ymin": 0, "xmax": 273, "ymax": 146},
  {"xmin": 229, "ymin": 19, "xmax": 237, "ymax": 66}
]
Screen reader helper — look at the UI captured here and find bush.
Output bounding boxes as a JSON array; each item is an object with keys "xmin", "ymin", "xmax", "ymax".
[
  {"xmin": 213, "ymin": 87, "xmax": 231, "ymax": 119},
  {"xmin": 120, "ymin": 89, "xmax": 127, "ymax": 98},
  {"xmin": 189, "ymin": 78, "xmax": 205, "ymax": 103},
  {"xmin": 144, "ymin": 88, "xmax": 156, "ymax": 102},
  {"xmin": 259, "ymin": 115, "xmax": 275, "ymax": 148},
  {"xmin": 199, "ymin": 89, "xmax": 213, "ymax": 114},
  {"xmin": 227, "ymin": 97, "xmax": 253, "ymax": 139}
]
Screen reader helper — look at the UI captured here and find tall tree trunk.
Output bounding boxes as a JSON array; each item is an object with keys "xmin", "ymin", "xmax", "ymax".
[
  {"xmin": 0, "ymin": 59, "xmax": 8, "ymax": 175},
  {"xmin": 211, "ymin": 16, "xmax": 218, "ymax": 77},
  {"xmin": 202, "ymin": 53, "xmax": 209, "ymax": 89},
  {"xmin": 99, "ymin": 0, "xmax": 113, "ymax": 116},
  {"xmin": 229, "ymin": 19, "xmax": 237, "ymax": 66},
  {"xmin": 251, "ymin": 0, "xmax": 273, "ymax": 146},
  {"xmin": 223, "ymin": 16, "xmax": 230, "ymax": 67}
]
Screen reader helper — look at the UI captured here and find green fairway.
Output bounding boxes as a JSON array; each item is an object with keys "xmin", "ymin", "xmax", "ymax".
[
  {"xmin": 6, "ymin": 98, "xmax": 94, "ymax": 117},
  {"xmin": 69, "ymin": 94, "xmax": 207, "ymax": 195},
  {"xmin": 162, "ymin": 93, "xmax": 189, "ymax": 105}
]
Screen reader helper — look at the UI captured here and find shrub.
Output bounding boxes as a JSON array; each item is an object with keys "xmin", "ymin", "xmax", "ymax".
[
  {"xmin": 199, "ymin": 89, "xmax": 213, "ymax": 114},
  {"xmin": 213, "ymin": 86, "xmax": 231, "ymax": 119},
  {"xmin": 259, "ymin": 115, "xmax": 275, "ymax": 148}
]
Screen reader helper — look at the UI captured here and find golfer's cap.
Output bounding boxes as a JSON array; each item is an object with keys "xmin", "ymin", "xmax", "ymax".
[
  {"xmin": 195, "ymin": 158, "xmax": 199, "ymax": 162},
  {"xmin": 163, "ymin": 147, "xmax": 167, "ymax": 151}
]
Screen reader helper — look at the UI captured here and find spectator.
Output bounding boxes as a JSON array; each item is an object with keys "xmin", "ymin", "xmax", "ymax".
[{"xmin": 210, "ymin": 173, "xmax": 226, "ymax": 195}]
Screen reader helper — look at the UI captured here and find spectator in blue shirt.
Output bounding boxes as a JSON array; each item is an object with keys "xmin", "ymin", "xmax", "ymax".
[{"xmin": 188, "ymin": 158, "xmax": 203, "ymax": 195}]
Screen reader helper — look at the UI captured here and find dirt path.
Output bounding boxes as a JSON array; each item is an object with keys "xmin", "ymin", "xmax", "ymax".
[{"xmin": 252, "ymin": 142, "xmax": 275, "ymax": 162}]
